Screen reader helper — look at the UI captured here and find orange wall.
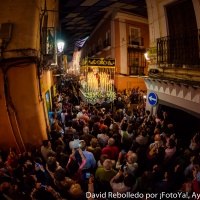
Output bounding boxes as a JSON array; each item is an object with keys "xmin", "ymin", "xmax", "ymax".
[
  {"xmin": 115, "ymin": 76, "xmax": 147, "ymax": 91},
  {"xmin": 0, "ymin": 63, "xmax": 50, "ymax": 152},
  {"xmin": 114, "ymin": 19, "xmax": 121, "ymax": 73},
  {"xmin": 83, "ymin": 14, "xmax": 112, "ymax": 57}
]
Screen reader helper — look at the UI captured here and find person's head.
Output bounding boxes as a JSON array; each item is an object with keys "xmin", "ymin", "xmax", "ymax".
[
  {"xmin": 94, "ymin": 109, "xmax": 98, "ymax": 116},
  {"xmin": 121, "ymin": 119, "xmax": 128, "ymax": 131},
  {"xmin": 108, "ymin": 138, "xmax": 115, "ymax": 146},
  {"xmin": 161, "ymin": 130, "xmax": 170, "ymax": 138},
  {"xmin": 54, "ymin": 167, "xmax": 66, "ymax": 181},
  {"xmin": 154, "ymin": 134, "xmax": 161, "ymax": 141},
  {"xmin": 42, "ymin": 140, "xmax": 51, "ymax": 147},
  {"xmin": 100, "ymin": 119, "xmax": 104, "ymax": 125},
  {"xmin": 73, "ymin": 133, "xmax": 79, "ymax": 140},
  {"xmin": 24, "ymin": 175, "xmax": 36, "ymax": 190},
  {"xmin": 51, "ymin": 124, "xmax": 57, "ymax": 131},
  {"xmin": 139, "ymin": 171, "xmax": 153, "ymax": 192},
  {"xmin": 33, "ymin": 156, "xmax": 43, "ymax": 165},
  {"xmin": 83, "ymin": 126, "xmax": 89, "ymax": 134},
  {"xmin": 67, "ymin": 120, "xmax": 73, "ymax": 127},
  {"xmin": 59, "ymin": 154, "xmax": 69, "ymax": 169},
  {"xmin": 103, "ymin": 159, "xmax": 113, "ymax": 171},
  {"xmin": 113, "ymin": 115, "xmax": 120, "ymax": 123},
  {"xmin": 163, "ymin": 111, "xmax": 168, "ymax": 118},
  {"xmin": 1, "ymin": 182, "xmax": 17, "ymax": 196},
  {"xmin": 127, "ymin": 125, "xmax": 134, "ymax": 134},
  {"xmin": 92, "ymin": 123, "xmax": 99, "ymax": 132},
  {"xmin": 101, "ymin": 127, "xmax": 107, "ymax": 134},
  {"xmin": 68, "ymin": 183, "xmax": 84, "ymax": 199},
  {"xmin": 141, "ymin": 130, "xmax": 147, "ymax": 137},
  {"xmin": 127, "ymin": 152, "xmax": 138, "ymax": 164},
  {"xmin": 79, "ymin": 140, "xmax": 86, "ymax": 151},
  {"xmin": 101, "ymin": 108, "xmax": 106, "ymax": 114},
  {"xmin": 62, "ymin": 109, "xmax": 66, "ymax": 113},
  {"xmin": 46, "ymin": 156, "xmax": 58, "ymax": 173},
  {"xmin": 193, "ymin": 156, "xmax": 200, "ymax": 171},
  {"xmin": 99, "ymin": 154, "xmax": 109, "ymax": 165},
  {"xmin": 145, "ymin": 110, "xmax": 150, "ymax": 116},
  {"xmin": 124, "ymin": 173, "xmax": 136, "ymax": 187},
  {"xmin": 9, "ymin": 148, "xmax": 17, "ymax": 157},
  {"xmin": 90, "ymin": 138, "xmax": 98, "ymax": 148},
  {"xmin": 56, "ymin": 145, "xmax": 64, "ymax": 154},
  {"xmin": 154, "ymin": 128, "xmax": 161, "ymax": 135},
  {"xmin": 168, "ymin": 139, "xmax": 176, "ymax": 149},
  {"xmin": 67, "ymin": 108, "xmax": 72, "ymax": 114}
]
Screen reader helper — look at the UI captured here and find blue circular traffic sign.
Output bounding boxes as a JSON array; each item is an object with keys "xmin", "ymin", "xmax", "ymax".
[{"xmin": 148, "ymin": 92, "xmax": 158, "ymax": 106}]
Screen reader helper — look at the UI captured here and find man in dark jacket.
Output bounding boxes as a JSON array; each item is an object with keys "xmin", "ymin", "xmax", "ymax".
[
  {"xmin": 101, "ymin": 98, "xmax": 110, "ymax": 113},
  {"xmin": 115, "ymin": 97, "xmax": 125, "ymax": 111}
]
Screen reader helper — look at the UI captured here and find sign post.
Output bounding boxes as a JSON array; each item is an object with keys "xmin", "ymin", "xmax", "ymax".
[{"xmin": 147, "ymin": 92, "xmax": 158, "ymax": 115}]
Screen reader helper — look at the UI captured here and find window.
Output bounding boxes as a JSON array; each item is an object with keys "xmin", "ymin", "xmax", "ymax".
[
  {"xmin": 104, "ymin": 30, "xmax": 111, "ymax": 48},
  {"xmin": 130, "ymin": 27, "xmax": 140, "ymax": 45},
  {"xmin": 128, "ymin": 50, "xmax": 146, "ymax": 75},
  {"xmin": 106, "ymin": 30, "xmax": 110, "ymax": 40}
]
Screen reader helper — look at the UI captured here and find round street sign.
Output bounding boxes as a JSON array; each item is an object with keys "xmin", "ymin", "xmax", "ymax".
[{"xmin": 148, "ymin": 92, "xmax": 158, "ymax": 106}]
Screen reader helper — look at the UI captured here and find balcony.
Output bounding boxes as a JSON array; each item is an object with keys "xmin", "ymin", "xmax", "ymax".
[
  {"xmin": 96, "ymin": 45, "xmax": 102, "ymax": 55},
  {"xmin": 103, "ymin": 38, "xmax": 111, "ymax": 50},
  {"xmin": 129, "ymin": 37, "xmax": 144, "ymax": 48},
  {"xmin": 42, "ymin": 27, "xmax": 56, "ymax": 64},
  {"xmin": 157, "ymin": 29, "xmax": 200, "ymax": 67}
]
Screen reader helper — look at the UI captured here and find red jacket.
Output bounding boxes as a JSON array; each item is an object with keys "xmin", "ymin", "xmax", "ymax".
[{"xmin": 101, "ymin": 146, "xmax": 119, "ymax": 161}]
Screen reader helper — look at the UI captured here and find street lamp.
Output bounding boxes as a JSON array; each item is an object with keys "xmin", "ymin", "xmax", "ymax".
[
  {"xmin": 57, "ymin": 40, "xmax": 65, "ymax": 73},
  {"xmin": 57, "ymin": 40, "xmax": 65, "ymax": 53}
]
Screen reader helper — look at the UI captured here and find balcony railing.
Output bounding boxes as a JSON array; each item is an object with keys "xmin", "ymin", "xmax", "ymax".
[
  {"xmin": 42, "ymin": 27, "xmax": 55, "ymax": 55},
  {"xmin": 41, "ymin": 27, "xmax": 56, "ymax": 66},
  {"xmin": 157, "ymin": 29, "xmax": 200, "ymax": 66},
  {"xmin": 129, "ymin": 36, "xmax": 144, "ymax": 47}
]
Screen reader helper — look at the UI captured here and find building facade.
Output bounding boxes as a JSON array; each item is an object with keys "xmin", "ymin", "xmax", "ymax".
[
  {"xmin": 0, "ymin": 0, "xmax": 60, "ymax": 151},
  {"xmin": 81, "ymin": 11, "xmax": 149, "ymax": 91},
  {"xmin": 144, "ymin": 0, "xmax": 200, "ymax": 122}
]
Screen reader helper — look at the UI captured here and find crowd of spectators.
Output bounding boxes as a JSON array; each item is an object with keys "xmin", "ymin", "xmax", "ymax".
[
  {"xmin": 115, "ymin": 87, "xmax": 147, "ymax": 108},
  {"xmin": 0, "ymin": 89, "xmax": 200, "ymax": 200}
]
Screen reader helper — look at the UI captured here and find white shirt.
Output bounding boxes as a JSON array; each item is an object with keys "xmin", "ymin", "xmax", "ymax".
[{"xmin": 69, "ymin": 139, "xmax": 80, "ymax": 150}]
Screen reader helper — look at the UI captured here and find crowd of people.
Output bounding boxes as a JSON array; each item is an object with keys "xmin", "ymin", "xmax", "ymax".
[{"xmin": 0, "ymin": 84, "xmax": 200, "ymax": 200}]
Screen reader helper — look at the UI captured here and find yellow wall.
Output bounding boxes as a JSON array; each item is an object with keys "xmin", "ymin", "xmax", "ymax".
[{"xmin": 0, "ymin": 0, "xmax": 59, "ymax": 152}]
